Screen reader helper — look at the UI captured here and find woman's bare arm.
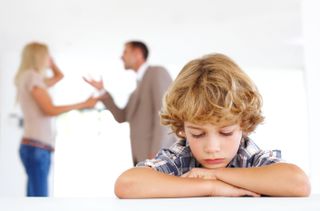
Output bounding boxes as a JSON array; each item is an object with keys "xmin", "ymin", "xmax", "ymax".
[
  {"xmin": 44, "ymin": 59, "xmax": 64, "ymax": 87},
  {"xmin": 31, "ymin": 87, "xmax": 96, "ymax": 116}
]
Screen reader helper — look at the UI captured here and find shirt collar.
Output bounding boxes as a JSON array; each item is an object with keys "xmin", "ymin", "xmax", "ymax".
[{"xmin": 136, "ymin": 62, "xmax": 149, "ymax": 82}]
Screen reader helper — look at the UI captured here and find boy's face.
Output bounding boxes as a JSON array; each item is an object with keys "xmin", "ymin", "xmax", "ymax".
[{"xmin": 184, "ymin": 122, "xmax": 242, "ymax": 169}]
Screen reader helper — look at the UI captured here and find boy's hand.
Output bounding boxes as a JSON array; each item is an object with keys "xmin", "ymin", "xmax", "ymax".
[
  {"xmin": 210, "ymin": 180, "xmax": 260, "ymax": 197},
  {"xmin": 181, "ymin": 168, "xmax": 217, "ymax": 180},
  {"xmin": 182, "ymin": 168, "xmax": 260, "ymax": 197}
]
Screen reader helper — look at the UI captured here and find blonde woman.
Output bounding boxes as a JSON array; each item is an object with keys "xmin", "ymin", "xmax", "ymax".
[{"xmin": 15, "ymin": 42, "xmax": 97, "ymax": 196}]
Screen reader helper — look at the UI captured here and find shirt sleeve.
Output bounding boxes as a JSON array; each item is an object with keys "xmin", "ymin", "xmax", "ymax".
[
  {"xmin": 27, "ymin": 72, "xmax": 46, "ymax": 91},
  {"xmin": 251, "ymin": 149, "xmax": 282, "ymax": 167},
  {"xmin": 136, "ymin": 148, "xmax": 182, "ymax": 176}
]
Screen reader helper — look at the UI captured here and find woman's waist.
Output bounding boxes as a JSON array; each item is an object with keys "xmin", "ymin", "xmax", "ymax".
[{"xmin": 21, "ymin": 138, "xmax": 55, "ymax": 152}]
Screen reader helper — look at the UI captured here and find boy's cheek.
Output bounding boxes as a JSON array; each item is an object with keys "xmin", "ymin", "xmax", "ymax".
[{"xmin": 189, "ymin": 146, "xmax": 204, "ymax": 163}]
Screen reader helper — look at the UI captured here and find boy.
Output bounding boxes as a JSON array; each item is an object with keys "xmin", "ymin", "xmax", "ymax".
[{"xmin": 114, "ymin": 54, "xmax": 310, "ymax": 198}]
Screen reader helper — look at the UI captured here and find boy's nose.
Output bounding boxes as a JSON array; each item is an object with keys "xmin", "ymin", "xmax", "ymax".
[{"xmin": 204, "ymin": 138, "xmax": 221, "ymax": 153}]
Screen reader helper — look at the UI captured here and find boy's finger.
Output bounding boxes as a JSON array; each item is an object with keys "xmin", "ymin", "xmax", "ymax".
[
  {"xmin": 181, "ymin": 172, "xmax": 190, "ymax": 178},
  {"xmin": 243, "ymin": 189, "xmax": 260, "ymax": 197}
]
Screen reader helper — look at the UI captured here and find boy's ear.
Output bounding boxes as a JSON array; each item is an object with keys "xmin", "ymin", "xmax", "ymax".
[{"xmin": 178, "ymin": 130, "xmax": 186, "ymax": 137}]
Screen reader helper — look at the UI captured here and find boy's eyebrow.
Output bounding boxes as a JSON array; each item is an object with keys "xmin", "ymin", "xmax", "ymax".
[
  {"xmin": 219, "ymin": 126, "xmax": 239, "ymax": 132},
  {"xmin": 186, "ymin": 126, "xmax": 203, "ymax": 130},
  {"xmin": 220, "ymin": 124, "xmax": 237, "ymax": 129}
]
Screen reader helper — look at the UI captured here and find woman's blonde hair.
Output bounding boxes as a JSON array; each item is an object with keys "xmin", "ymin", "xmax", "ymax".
[
  {"xmin": 14, "ymin": 42, "xmax": 49, "ymax": 86},
  {"xmin": 160, "ymin": 53, "xmax": 264, "ymax": 138}
]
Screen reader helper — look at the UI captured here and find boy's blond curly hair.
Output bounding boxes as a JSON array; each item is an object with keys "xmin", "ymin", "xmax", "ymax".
[{"xmin": 160, "ymin": 53, "xmax": 264, "ymax": 138}]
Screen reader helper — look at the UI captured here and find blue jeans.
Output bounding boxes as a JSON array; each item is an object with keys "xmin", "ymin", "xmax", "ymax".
[{"xmin": 19, "ymin": 144, "xmax": 52, "ymax": 197}]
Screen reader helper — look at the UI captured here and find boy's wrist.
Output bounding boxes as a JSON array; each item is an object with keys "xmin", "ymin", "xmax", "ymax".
[
  {"xmin": 198, "ymin": 179, "xmax": 216, "ymax": 197},
  {"xmin": 207, "ymin": 179, "xmax": 219, "ymax": 196},
  {"xmin": 213, "ymin": 168, "xmax": 223, "ymax": 180}
]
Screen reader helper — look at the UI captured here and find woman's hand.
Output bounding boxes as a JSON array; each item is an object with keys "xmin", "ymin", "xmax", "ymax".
[
  {"xmin": 83, "ymin": 96, "xmax": 98, "ymax": 109},
  {"xmin": 45, "ymin": 57, "xmax": 64, "ymax": 87},
  {"xmin": 48, "ymin": 57, "xmax": 54, "ymax": 68}
]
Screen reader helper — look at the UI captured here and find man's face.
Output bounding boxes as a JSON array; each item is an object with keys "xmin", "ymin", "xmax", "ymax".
[
  {"xmin": 184, "ymin": 122, "xmax": 243, "ymax": 169},
  {"xmin": 121, "ymin": 44, "xmax": 136, "ymax": 70}
]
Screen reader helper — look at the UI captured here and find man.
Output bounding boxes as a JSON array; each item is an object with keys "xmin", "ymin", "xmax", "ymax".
[{"xmin": 84, "ymin": 41, "xmax": 176, "ymax": 165}]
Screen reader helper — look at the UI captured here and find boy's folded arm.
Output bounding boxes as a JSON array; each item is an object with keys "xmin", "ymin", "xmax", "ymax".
[
  {"xmin": 114, "ymin": 167, "xmax": 213, "ymax": 198},
  {"xmin": 214, "ymin": 163, "xmax": 311, "ymax": 197},
  {"xmin": 114, "ymin": 167, "xmax": 258, "ymax": 198}
]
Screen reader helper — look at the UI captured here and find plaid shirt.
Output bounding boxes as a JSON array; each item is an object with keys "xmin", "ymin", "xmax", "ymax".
[{"xmin": 137, "ymin": 137, "xmax": 282, "ymax": 176}]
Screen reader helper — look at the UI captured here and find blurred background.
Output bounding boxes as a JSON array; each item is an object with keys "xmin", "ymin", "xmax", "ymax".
[{"xmin": 0, "ymin": 0, "xmax": 319, "ymax": 197}]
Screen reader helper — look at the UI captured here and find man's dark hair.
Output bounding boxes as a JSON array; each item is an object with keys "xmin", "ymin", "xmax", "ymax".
[{"xmin": 127, "ymin": 41, "xmax": 149, "ymax": 60}]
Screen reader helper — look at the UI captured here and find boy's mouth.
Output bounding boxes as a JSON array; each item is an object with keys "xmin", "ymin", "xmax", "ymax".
[{"xmin": 203, "ymin": 158, "xmax": 225, "ymax": 165}]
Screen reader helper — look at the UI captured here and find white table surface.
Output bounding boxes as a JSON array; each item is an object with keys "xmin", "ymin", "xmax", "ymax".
[{"xmin": 1, "ymin": 195, "xmax": 319, "ymax": 211}]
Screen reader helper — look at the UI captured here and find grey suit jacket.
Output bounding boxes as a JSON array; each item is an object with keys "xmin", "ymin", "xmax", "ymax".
[{"xmin": 101, "ymin": 66, "xmax": 176, "ymax": 164}]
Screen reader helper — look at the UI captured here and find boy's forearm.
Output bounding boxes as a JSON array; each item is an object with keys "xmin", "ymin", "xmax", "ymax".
[
  {"xmin": 114, "ymin": 167, "xmax": 213, "ymax": 198},
  {"xmin": 215, "ymin": 163, "xmax": 310, "ymax": 196}
]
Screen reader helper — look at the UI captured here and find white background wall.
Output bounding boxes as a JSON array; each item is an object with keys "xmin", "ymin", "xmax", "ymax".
[
  {"xmin": 0, "ymin": 0, "xmax": 319, "ymax": 197},
  {"xmin": 302, "ymin": 0, "xmax": 320, "ymax": 194}
]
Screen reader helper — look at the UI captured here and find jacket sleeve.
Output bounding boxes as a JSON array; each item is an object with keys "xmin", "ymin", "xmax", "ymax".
[
  {"xmin": 100, "ymin": 91, "xmax": 127, "ymax": 123},
  {"xmin": 149, "ymin": 68, "xmax": 173, "ymax": 155}
]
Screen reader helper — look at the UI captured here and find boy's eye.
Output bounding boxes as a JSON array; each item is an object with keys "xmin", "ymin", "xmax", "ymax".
[
  {"xmin": 191, "ymin": 133, "xmax": 205, "ymax": 138},
  {"xmin": 220, "ymin": 132, "xmax": 233, "ymax": 136}
]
